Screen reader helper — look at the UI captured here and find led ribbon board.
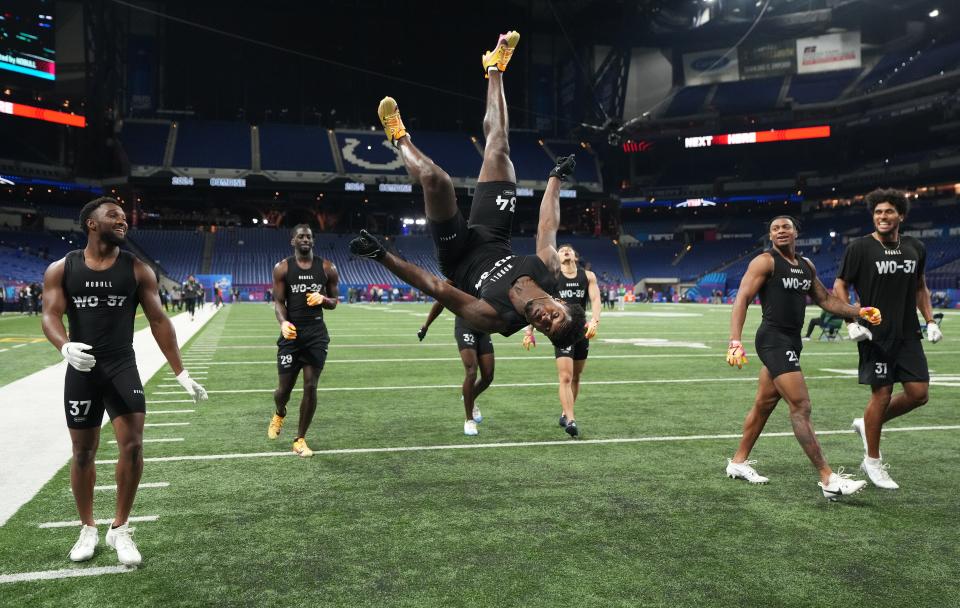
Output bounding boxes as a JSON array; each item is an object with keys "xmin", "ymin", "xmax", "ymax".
[
  {"xmin": 0, "ymin": 100, "xmax": 85, "ymax": 127},
  {"xmin": 684, "ymin": 126, "xmax": 829, "ymax": 148}
]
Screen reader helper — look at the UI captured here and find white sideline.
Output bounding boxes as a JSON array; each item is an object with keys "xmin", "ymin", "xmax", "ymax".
[
  {"xmin": 108, "ymin": 438, "xmax": 184, "ymax": 444},
  {"xmin": 38, "ymin": 515, "xmax": 159, "ymax": 528},
  {"xmin": 92, "ymin": 482, "xmax": 169, "ymax": 491},
  {"xmin": 0, "ymin": 565, "xmax": 133, "ymax": 584},
  {"xmin": 93, "ymin": 424, "xmax": 960, "ymax": 465},
  {"xmin": 0, "ymin": 306, "xmax": 219, "ymax": 527}
]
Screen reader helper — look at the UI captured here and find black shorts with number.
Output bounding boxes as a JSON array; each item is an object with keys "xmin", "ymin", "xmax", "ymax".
[
  {"xmin": 64, "ymin": 362, "xmax": 146, "ymax": 429},
  {"xmin": 857, "ymin": 337, "xmax": 929, "ymax": 386},
  {"xmin": 430, "ymin": 181, "xmax": 516, "ymax": 278},
  {"xmin": 754, "ymin": 325, "xmax": 802, "ymax": 379},
  {"xmin": 277, "ymin": 326, "xmax": 330, "ymax": 374},
  {"xmin": 454, "ymin": 316, "xmax": 494, "ymax": 355},
  {"xmin": 555, "ymin": 338, "xmax": 589, "ymax": 361}
]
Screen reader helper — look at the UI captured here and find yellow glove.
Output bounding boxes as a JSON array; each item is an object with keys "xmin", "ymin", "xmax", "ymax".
[
  {"xmin": 726, "ymin": 340, "xmax": 747, "ymax": 369},
  {"xmin": 281, "ymin": 321, "xmax": 297, "ymax": 340},
  {"xmin": 858, "ymin": 306, "xmax": 881, "ymax": 325},
  {"xmin": 306, "ymin": 292, "xmax": 325, "ymax": 307},
  {"xmin": 521, "ymin": 331, "xmax": 536, "ymax": 350},
  {"xmin": 585, "ymin": 319, "xmax": 599, "ymax": 340}
]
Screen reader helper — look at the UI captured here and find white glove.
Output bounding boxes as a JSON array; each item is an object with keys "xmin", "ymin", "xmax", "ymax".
[
  {"xmin": 176, "ymin": 370, "xmax": 208, "ymax": 403},
  {"xmin": 847, "ymin": 323, "xmax": 873, "ymax": 342},
  {"xmin": 61, "ymin": 342, "xmax": 96, "ymax": 372},
  {"xmin": 926, "ymin": 322, "xmax": 943, "ymax": 344}
]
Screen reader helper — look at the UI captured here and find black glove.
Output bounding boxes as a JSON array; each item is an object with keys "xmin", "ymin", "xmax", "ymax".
[
  {"xmin": 417, "ymin": 326, "xmax": 427, "ymax": 341},
  {"xmin": 549, "ymin": 154, "xmax": 576, "ymax": 181},
  {"xmin": 349, "ymin": 229, "xmax": 386, "ymax": 261}
]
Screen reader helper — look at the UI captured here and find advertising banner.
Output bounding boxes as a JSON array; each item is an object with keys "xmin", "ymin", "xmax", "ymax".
[
  {"xmin": 739, "ymin": 40, "xmax": 796, "ymax": 79},
  {"xmin": 797, "ymin": 31, "xmax": 861, "ymax": 74},
  {"xmin": 195, "ymin": 274, "xmax": 233, "ymax": 303},
  {"xmin": 683, "ymin": 49, "xmax": 739, "ymax": 85}
]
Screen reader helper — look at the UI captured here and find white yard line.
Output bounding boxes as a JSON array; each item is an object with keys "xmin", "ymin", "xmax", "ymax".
[
  {"xmin": 143, "ymin": 422, "xmax": 190, "ymax": 427},
  {"xmin": 148, "ymin": 410, "xmax": 195, "ymax": 415},
  {"xmin": 108, "ymin": 438, "xmax": 184, "ymax": 444},
  {"xmin": 150, "ymin": 375, "xmax": 857, "ymax": 395},
  {"xmin": 94, "ymin": 425, "xmax": 960, "ymax": 465},
  {"xmin": 93, "ymin": 482, "xmax": 169, "ymax": 491},
  {"xmin": 0, "ymin": 565, "xmax": 134, "ymax": 584},
  {"xmin": 38, "ymin": 515, "xmax": 159, "ymax": 528},
  {"xmin": 0, "ymin": 306, "xmax": 220, "ymax": 527}
]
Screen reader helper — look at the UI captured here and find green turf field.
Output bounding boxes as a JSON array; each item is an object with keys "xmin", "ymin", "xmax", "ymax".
[{"xmin": 2, "ymin": 302, "xmax": 958, "ymax": 607}]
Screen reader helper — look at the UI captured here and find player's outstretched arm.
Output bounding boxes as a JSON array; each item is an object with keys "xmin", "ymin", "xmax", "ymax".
[
  {"xmin": 535, "ymin": 155, "xmax": 576, "ymax": 267},
  {"xmin": 805, "ymin": 259, "xmax": 879, "ymax": 324},
  {"xmin": 727, "ymin": 254, "xmax": 772, "ymax": 368},
  {"xmin": 273, "ymin": 260, "xmax": 297, "ymax": 339},
  {"xmin": 321, "ymin": 260, "xmax": 339, "ymax": 310},
  {"xmin": 585, "ymin": 269, "xmax": 601, "ymax": 339},
  {"xmin": 419, "ymin": 299, "xmax": 446, "ymax": 341},
  {"xmin": 350, "ymin": 230, "xmax": 502, "ymax": 332},
  {"xmin": 136, "ymin": 260, "xmax": 208, "ymax": 401}
]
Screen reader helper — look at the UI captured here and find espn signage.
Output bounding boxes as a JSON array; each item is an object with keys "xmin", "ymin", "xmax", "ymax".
[{"xmin": 684, "ymin": 126, "xmax": 830, "ymax": 149}]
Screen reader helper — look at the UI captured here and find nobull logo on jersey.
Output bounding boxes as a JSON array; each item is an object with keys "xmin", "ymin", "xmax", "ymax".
[
  {"xmin": 875, "ymin": 260, "xmax": 917, "ymax": 275},
  {"xmin": 475, "ymin": 255, "xmax": 516, "ymax": 290},
  {"xmin": 781, "ymin": 278, "xmax": 812, "ymax": 291},
  {"xmin": 72, "ymin": 295, "xmax": 128, "ymax": 308}
]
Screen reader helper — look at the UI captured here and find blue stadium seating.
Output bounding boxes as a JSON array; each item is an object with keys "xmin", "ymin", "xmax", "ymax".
[
  {"xmin": 788, "ymin": 69, "xmax": 860, "ymax": 104},
  {"xmin": 334, "ymin": 131, "xmax": 407, "ymax": 176},
  {"xmin": 663, "ymin": 85, "xmax": 712, "ymax": 118},
  {"xmin": 127, "ymin": 229, "xmax": 205, "ymax": 282},
  {"xmin": 259, "ymin": 124, "xmax": 337, "ymax": 172},
  {"xmin": 497, "ymin": 131, "xmax": 554, "ymax": 182},
  {"xmin": 885, "ymin": 40, "xmax": 960, "ymax": 87},
  {"xmin": 172, "ymin": 122, "xmax": 251, "ymax": 169},
  {"xmin": 119, "ymin": 121, "xmax": 169, "ymax": 166},
  {"xmin": 710, "ymin": 77, "xmax": 783, "ymax": 115}
]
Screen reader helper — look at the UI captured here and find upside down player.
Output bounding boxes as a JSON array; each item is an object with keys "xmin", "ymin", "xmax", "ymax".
[
  {"xmin": 42, "ymin": 197, "xmax": 208, "ymax": 566},
  {"xmin": 350, "ymin": 31, "xmax": 585, "ymax": 349},
  {"xmin": 833, "ymin": 189, "xmax": 942, "ymax": 490},
  {"xmin": 267, "ymin": 224, "xmax": 339, "ymax": 457},
  {"xmin": 418, "ymin": 297, "xmax": 494, "ymax": 436},
  {"xmin": 725, "ymin": 216, "xmax": 881, "ymax": 500},
  {"xmin": 521, "ymin": 244, "xmax": 601, "ymax": 437}
]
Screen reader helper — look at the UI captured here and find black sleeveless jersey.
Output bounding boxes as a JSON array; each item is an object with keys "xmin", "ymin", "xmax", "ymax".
[
  {"xmin": 284, "ymin": 255, "xmax": 328, "ymax": 329},
  {"xmin": 556, "ymin": 266, "xmax": 589, "ymax": 308},
  {"xmin": 757, "ymin": 251, "xmax": 813, "ymax": 334},
  {"xmin": 837, "ymin": 235, "xmax": 926, "ymax": 349},
  {"xmin": 63, "ymin": 250, "xmax": 140, "ymax": 372},
  {"xmin": 456, "ymin": 253, "xmax": 558, "ymax": 337}
]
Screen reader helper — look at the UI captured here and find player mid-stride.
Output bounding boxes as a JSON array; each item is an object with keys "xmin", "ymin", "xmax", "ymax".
[{"xmin": 725, "ymin": 216, "xmax": 880, "ymax": 500}]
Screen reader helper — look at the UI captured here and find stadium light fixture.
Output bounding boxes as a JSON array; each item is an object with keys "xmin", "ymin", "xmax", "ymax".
[
  {"xmin": 829, "ymin": 231, "xmax": 837, "ymax": 238},
  {"xmin": 929, "ymin": 8, "xmax": 940, "ymax": 18},
  {"xmin": 252, "ymin": 218, "xmax": 259, "ymax": 224}
]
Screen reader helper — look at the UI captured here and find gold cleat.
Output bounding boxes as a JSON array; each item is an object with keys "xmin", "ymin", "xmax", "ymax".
[
  {"xmin": 377, "ymin": 96, "xmax": 408, "ymax": 146},
  {"xmin": 267, "ymin": 413, "xmax": 284, "ymax": 439},
  {"xmin": 482, "ymin": 30, "xmax": 520, "ymax": 78},
  {"xmin": 292, "ymin": 437, "xmax": 314, "ymax": 458}
]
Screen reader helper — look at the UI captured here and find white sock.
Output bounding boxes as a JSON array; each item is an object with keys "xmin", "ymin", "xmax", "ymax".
[
  {"xmin": 487, "ymin": 66, "xmax": 499, "ymax": 74},
  {"xmin": 865, "ymin": 455, "xmax": 882, "ymax": 464}
]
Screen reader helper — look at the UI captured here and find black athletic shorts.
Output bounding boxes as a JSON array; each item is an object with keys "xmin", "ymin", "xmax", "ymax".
[
  {"xmin": 277, "ymin": 326, "xmax": 330, "ymax": 374},
  {"xmin": 754, "ymin": 325, "xmax": 802, "ymax": 379},
  {"xmin": 430, "ymin": 181, "xmax": 517, "ymax": 278},
  {"xmin": 64, "ymin": 363, "xmax": 146, "ymax": 429},
  {"xmin": 857, "ymin": 338, "xmax": 929, "ymax": 386},
  {"xmin": 555, "ymin": 338, "xmax": 589, "ymax": 361},
  {"xmin": 454, "ymin": 316, "xmax": 494, "ymax": 355}
]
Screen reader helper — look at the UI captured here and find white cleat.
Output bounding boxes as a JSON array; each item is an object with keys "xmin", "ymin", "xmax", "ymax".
[
  {"xmin": 464, "ymin": 420, "xmax": 479, "ymax": 436},
  {"xmin": 69, "ymin": 525, "xmax": 99, "ymax": 562},
  {"xmin": 851, "ymin": 418, "xmax": 869, "ymax": 455},
  {"xmin": 106, "ymin": 523, "xmax": 142, "ymax": 566},
  {"xmin": 726, "ymin": 459, "xmax": 769, "ymax": 484},
  {"xmin": 819, "ymin": 469, "xmax": 868, "ymax": 501},
  {"xmin": 472, "ymin": 405, "xmax": 482, "ymax": 423},
  {"xmin": 861, "ymin": 457, "xmax": 900, "ymax": 490}
]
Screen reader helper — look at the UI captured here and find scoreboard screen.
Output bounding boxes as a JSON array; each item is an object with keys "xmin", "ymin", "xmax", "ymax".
[{"xmin": 0, "ymin": 1, "xmax": 55, "ymax": 81}]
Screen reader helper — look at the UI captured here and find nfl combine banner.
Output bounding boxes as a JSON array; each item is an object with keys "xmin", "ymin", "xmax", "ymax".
[{"xmin": 796, "ymin": 31, "xmax": 861, "ymax": 74}]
